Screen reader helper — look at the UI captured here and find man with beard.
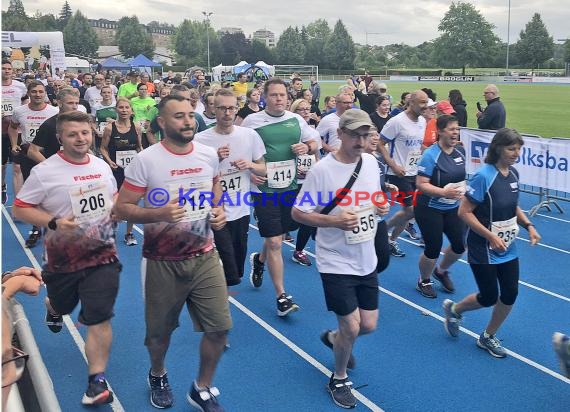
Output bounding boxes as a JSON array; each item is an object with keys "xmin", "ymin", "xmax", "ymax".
[{"xmin": 114, "ymin": 95, "xmax": 231, "ymax": 411}]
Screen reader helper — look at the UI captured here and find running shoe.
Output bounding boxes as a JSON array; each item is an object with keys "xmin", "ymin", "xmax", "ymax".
[
  {"xmin": 249, "ymin": 252, "xmax": 264, "ymax": 288},
  {"xmin": 416, "ymin": 279, "xmax": 437, "ymax": 298},
  {"xmin": 25, "ymin": 227, "xmax": 41, "ymax": 248},
  {"xmin": 320, "ymin": 330, "xmax": 356, "ymax": 369},
  {"xmin": 442, "ymin": 299, "xmax": 462, "ymax": 337},
  {"xmin": 389, "ymin": 240, "xmax": 405, "ymax": 257},
  {"xmin": 124, "ymin": 233, "xmax": 138, "ymax": 246},
  {"xmin": 433, "ymin": 268, "xmax": 455, "ymax": 293},
  {"xmin": 477, "ymin": 332, "xmax": 507, "ymax": 358},
  {"xmin": 82, "ymin": 375, "xmax": 114, "ymax": 405},
  {"xmin": 148, "ymin": 370, "xmax": 174, "ymax": 409},
  {"xmin": 283, "ymin": 232, "xmax": 294, "ymax": 242},
  {"xmin": 327, "ymin": 374, "xmax": 357, "ymax": 409},
  {"xmin": 292, "ymin": 250, "xmax": 312, "ymax": 266},
  {"xmin": 552, "ymin": 332, "xmax": 570, "ymax": 378},
  {"xmin": 277, "ymin": 293, "xmax": 299, "ymax": 317},
  {"xmin": 45, "ymin": 310, "xmax": 63, "ymax": 333},
  {"xmin": 404, "ymin": 222, "xmax": 422, "ymax": 240},
  {"xmin": 187, "ymin": 383, "xmax": 224, "ymax": 412}
]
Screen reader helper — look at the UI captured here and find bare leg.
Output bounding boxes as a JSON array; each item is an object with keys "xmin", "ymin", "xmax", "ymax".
[
  {"xmin": 85, "ymin": 321, "xmax": 112, "ymax": 375},
  {"xmin": 196, "ymin": 331, "xmax": 228, "ymax": 387}
]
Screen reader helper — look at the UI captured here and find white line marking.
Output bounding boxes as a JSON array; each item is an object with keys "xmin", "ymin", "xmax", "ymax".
[
  {"xmin": 522, "ymin": 211, "xmax": 570, "ymax": 223},
  {"xmin": 229, "ymin": 296, "xmax": 384, "ymax": 411},
  {"xmin": 2, "ymin": 206, "xmax": 126, "ymax": 412},
  {"xmin": 248, "ymin": 222, "xmax": 570, "ymax": 384}
]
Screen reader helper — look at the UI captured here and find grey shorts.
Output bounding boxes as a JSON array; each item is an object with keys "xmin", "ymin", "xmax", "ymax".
[{"xmin": 143, "ymin": 250, "xmax": 232, "ymax": 344}]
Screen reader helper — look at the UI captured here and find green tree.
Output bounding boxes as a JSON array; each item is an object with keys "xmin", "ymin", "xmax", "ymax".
[
  {"xmin": 275, "ymin": 26, "xmax": 305, "ymax": 64},
  {"xmin": 251, "ymin": 39, "xmax": 274, "ymax": 63},
  {"xmin": 116, "ymin": 16, "xmax": 154, "ymax": 59},
  {"xmin": 63, "ymin": 11, "xmax": 98, "ymax": 58},
  {"xmin": 174, "ymin": 19, "xmax": 221, "ymax": 68},
  {"xmin": 220, "ymin": 31, "xmax": 253, "ymax": 63},
  {"xmin": 514, "ymin": 13, "xmax": 554, "ymax": 70},
  {"xmin": 32, "ymin": 12, "xmax": 59, "ymax": 31},
  {"xmin": 303, "ymin": 19, "xmax": 332, "ymax": 67},
  {"xmin": 2, "ymin": 0, "xmax": 30, "ymax": 31},
  {"xmin": 323, "ymin": 20, "xmax": 355, "ymax": 71},
  {"xmin": 432, "ymin": 2, "xmax": 500, "ymax": 73},
  {"xmin": 565, "ymin": 40, "xmax": 570, "ymax": 63},
  {"xmin": 58, "ymin": 1, "xmax": 72, "ymax": 30}
]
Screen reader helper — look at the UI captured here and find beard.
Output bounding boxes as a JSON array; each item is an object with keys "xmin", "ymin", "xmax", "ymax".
[{"xmin": 165, "ymin": 125, "xmax": 195, "ymax": 144}]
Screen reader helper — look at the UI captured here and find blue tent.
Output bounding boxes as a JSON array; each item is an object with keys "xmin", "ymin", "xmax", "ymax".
[
  {"xmin": 233, "ymin": 63, "xmax": 271, "ymax": 81},
  {"xmin": 100, "ymin": 57, "xmax": 130, "ymax": 70},
  {"xmin": 129, "ymin": 54, "xmax": 162, "ymax": 68}
]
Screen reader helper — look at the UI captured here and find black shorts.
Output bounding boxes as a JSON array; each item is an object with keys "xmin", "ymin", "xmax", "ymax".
[
  {"xmin": 2, "ymin": 134, "xmax": 11, "ymax": 165},
  {"xmin": 113, "ymin": 167, "xmax": 125, "ymax": 189},
  {"xmin": 387, "ymin": 175, "xmax": 417, "ymax": 207},
  {"xmin": 320, "ymin": 272, "xmax": 379, "ymax": 316},
  {"xmin": 252, "ymin": 191, "xmax": 299, "ymax": 238},
  {"xmin": 414, "ymin": 203, "xmax": 466, "ymax": 259},
  {"xmin": 213, "ymin": 215, "xmax": 250, "ymax": 285},
  {"xmin": 42, "ymin": 261, "xmax": 122, "ymax": 326}
]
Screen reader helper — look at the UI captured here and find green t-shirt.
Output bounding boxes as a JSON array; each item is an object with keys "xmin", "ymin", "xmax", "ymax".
[
  {"xmin": 130, "ymin": 96, "xmax": 156, "ymax": 122},
  {"xmin": 118, "ymin": 82, "xmax": 138, "ymax": 99}
]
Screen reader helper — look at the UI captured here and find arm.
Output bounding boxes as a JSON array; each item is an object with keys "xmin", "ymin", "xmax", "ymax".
[
  {"xmin": 13, "ymin": 205, "xmax": 78, "ymax": 232},
  {"xmin": 134, "ymin": 123, "xmax": 144, "ymax": 152},
  {"xmin": 516, "ymin": 206, "xmax": 541, "ymax": 245},
  {"xmin": 416, "ymin": 175, "xmax": 463, "ymax": 199},
  {"xmin": 291, "ymin": 207, "xmax": 359, "ymax": 231},
  {"xmin": 376, "ymin": 138, "xmax": 405, "ymax": 177},
  {"xmin": 27, "ymin": 143, "xmax": 47, "ymax": 163},
  {"xmin": 233, "ymin": 157, "xmax": 266, "ymax": 177},
  {"xmin": 99, "ymin": 124, "xmax": 118, "ymax": 169},
  {"xmin": 458, "ymin": 196, "xmax": 506, "ymax": 252},
  {"xmin": 8, "ymin": 119, "xmax": 21, "ymax": 153},
  {"xmin": 2, "ymin": 267, "xmax": 43, "ymax": 299}
]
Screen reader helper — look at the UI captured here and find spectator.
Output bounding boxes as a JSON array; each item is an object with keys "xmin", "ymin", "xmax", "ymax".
[
  {"xmin": 476, "ymin": 84, "xmax": 506, "ymax": 130},
  {"xmin": 449, "ymin": 89, "xmax": 468, "ymax": 127}
]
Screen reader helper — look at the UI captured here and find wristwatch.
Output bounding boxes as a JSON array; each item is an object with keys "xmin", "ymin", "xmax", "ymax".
[{"xmin": 48, "ymin": 217, "xmax": 58, "ymax": 230}]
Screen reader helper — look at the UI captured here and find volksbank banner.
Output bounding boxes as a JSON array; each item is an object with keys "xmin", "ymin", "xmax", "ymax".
[{"xmin": 461, "ymin": 128, "xmax": 569, "ymax": 193}]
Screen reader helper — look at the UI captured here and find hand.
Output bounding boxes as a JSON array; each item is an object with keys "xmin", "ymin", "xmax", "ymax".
[
  {"xmin": 209, "ymin": 206, "xmax": 226, "ymax": 231},
  {"xmin": 488, "ymin": 234, "xmax": 507, "ymax": 252},
  {"xmin": 385, "ymin": 183, "xmax": 399, "ymax": 192},
  {"xmin": 334, "ymin": 209, "xmax": 359, "ymax": 231},
  {"xmin": 442, "ymin": 185, "xmax": 463, "ymax": 200},
  {"xmin": 528, "ymin": 226, "xmax": 541, "ymax": 245},
  {"xmin": 217, "ymin": 144, "xmax": 230, "ymax": 161},
  {"xmin": 160, "ymin": 199, "xmax": 187, "ymax": 223},
  {"xmin": 392, "ymin": 164, "xmax": 406, "ymax": 177},
  {"xmin": 109, "ymin": 161, "xmax": 119, "ymax": 170},
  {"xmin": 11, "ymin": 145, "xmax": 21, "ymax": 154},
  {"xmin": 291, "ymin": 142, "xmax": 308, "ymax": 156},
  {"xmin": 475, "ymin": 111, "xmax": 483, "ymax": 118},
  {"xmin": 251, "ymin": 174, "xmax": 267, "ymax": 186},
  {"xmin": 2, "ymin": 266, "xmax": 42, "ymax": 283},
  {"xmin": 233, "ymin": 159, "xmax": 251, "ymax": 171}
]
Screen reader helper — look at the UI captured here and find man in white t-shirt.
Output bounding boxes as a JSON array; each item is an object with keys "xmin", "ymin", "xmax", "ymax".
[
  {"xmin": 377, "ymin": 90, "xmax": 428, "ymax": 257},
  {"xmin": 292, "ymin": 109, "xmax": 390, "ymax": 409},
  {"xmin": 13, "ymin": 111, "xmax": 121, "ymax": 406},
  {"xmin": 195, "ymin": 89, "xmax": 266, "ymax": 286},
  {"xmin": 316, "ymin": 92, "xmax": 354, "ymax": 153}
]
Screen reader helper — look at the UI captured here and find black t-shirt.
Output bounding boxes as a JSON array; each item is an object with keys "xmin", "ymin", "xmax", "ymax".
[
  {"xmin": 237, "ymin": 105, "xmax": 262, "ymax": 120},
  {"xmin": 369, "ymin": 112, "xmax": 391, "ymax": 132},
  {"xmin": 32, "ymin": 114, "xmax": 60, "ymax": 159}
]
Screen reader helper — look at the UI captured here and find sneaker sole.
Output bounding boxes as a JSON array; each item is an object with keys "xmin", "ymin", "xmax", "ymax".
[
  {"xmin": 147, "ymin": 377, "xmax": 174, "ymax": 409},
  {"xmin": 249, "ymin": 253, "xmax": 263, "ymax": 288},
  {"xmin": 81, "ymin": 390, "xmax": 113, "ymax": 405},
  {"xmin": 277, "ymin": 303, "xmax": 299, "ymax": 317},
  {"xmin": 292, "ymin": 255, "xmax": 311, "ymax": 266},
  {"xmin": 416, "ymin": 285, "xmax": 437, "ymax": 299},
  {"xmin": 476, "ymin": 339, "xmax": 507, "ymax": 358},
  {"xmin": 327, "ymin": 386, "xmax": 357, "ymax": 409}
]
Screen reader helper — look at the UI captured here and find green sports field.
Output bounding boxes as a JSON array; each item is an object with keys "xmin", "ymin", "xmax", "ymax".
[{"xmin": 315, "ymin": 81, "xmax": 570, "ymax": 138}]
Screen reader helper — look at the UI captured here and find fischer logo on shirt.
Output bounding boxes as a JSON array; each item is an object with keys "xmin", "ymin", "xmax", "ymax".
[
  {"xmin": 170, "ymin": 167, "xmax": 203, "ymax": 176},
  {"xmin": 74, "ymin": 174, "xmax": 102, "ymax": 181}
]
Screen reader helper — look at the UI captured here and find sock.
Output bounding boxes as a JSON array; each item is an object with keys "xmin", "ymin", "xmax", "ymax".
[
  {"xmin": 150, "ymin": 370, "xmax": 166, "ymax": 378},
  {"xmin": 333, "ymin": 373, "xmax": 348, "ymax": 380},
  {"xmin": 194, "ymin": 380, "xmax": 206, "ymax": 391},
  {"xmin": 483, "ymin": 330, "xmax": 492, "ymax": 338},
  {"xmin": 89, "ymin": 372, "xmax": 105, "ymax": 383},
  {"xmin": 451, "ymin": 303, "xmax": 459, "ymax": 316}
]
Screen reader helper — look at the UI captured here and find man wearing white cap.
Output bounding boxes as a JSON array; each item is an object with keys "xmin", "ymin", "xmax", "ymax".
[{"xmin": 292, "ymin": 109, "xmax": 390, "ymax": 409}]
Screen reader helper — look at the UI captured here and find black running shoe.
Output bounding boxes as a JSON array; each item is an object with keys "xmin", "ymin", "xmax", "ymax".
[
  {"xmin": 82, "ymin": 376, "xmax": 114, "ymax": 405},
  {"xmin": 25, "ymin": 227, "xmax": 41, "ymax": 248},
  {"xmin": 248, "ymin": 252, "xmax": 264, "ymax": 288}
]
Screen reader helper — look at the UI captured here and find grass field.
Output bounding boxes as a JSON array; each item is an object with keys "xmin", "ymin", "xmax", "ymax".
[{"xmin": 315, "ymin": 81, "xmax": 570, "ymax": 138}]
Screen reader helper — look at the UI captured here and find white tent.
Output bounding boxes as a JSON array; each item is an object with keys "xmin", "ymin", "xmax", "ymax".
[
  {"xmin": 1, "ymin": 31, "xmax": 66, "ymax": 76},
  {"xmin": 254, "ymin": 61, "xmax": 275, "ymax": 76},
  {"xmin": 211, "ymin": 63, "xmax": 234, "ymax": 82}
]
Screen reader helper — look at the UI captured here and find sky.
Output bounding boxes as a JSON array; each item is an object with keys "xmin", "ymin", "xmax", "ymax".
[{"xmin": 11, "ymin": 0, "xmax": 570, "ymax": 46}]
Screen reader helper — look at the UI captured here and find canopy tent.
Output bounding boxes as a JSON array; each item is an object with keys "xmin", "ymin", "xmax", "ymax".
[
  {"xmin": 100, "ymin": 57, "xmax": 130, "ymax": 71},
  {"xmin": 129, "ymin": 54, "xmax": 162, "ymax": 76},
  {"xmin": 233, "ymin": 62, "xmax": 274, "ymax": 81},
  {"xmin": 254, "ymin": 61, "xmax": 275, "ymax": 76}
]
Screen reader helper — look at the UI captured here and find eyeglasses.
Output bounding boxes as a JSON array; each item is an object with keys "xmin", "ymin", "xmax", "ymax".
[
  {"xmin": 343, "ymin": 129, "xmax": 373, "ymax": 139},
  {"xmin": 296, "ymin": 107, "xmax": 311, "ymax": 112},
  {"xmin": 2, "ymin": 347, "xmax": 29, "ymax": 388},
  {"xmin": 216, "ymin": 106, "xmax": 238, "ymax": 113}
]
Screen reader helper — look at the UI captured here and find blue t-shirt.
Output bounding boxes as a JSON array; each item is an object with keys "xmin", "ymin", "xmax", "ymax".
[
  {"xmin": 465, "ymin": 164, "xmax": 520, "ymax": 264},
  {"xmin": 417, "ymin": 144, "xmax": 466, "ymax": 210}
]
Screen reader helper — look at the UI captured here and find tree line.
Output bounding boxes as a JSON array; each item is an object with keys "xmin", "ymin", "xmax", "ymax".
[{"xmin": 3, "ymin": 1, "xmax": 570, "ymax": 71}]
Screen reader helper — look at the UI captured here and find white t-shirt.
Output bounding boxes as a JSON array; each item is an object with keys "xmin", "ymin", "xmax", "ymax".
[
  {"xmin": 11, "ymin": 103, "xmax": 59, "ymax": 144},
  {"xmin": 14, "ymin": 153, "xmax": 118, "ymax": 272},
  {"xmin": 1, "ymin": 80, "xmax": 27, "ymax": 117},
  {"xmin": 84, "ymin": 86, "xmax": 116, "ymax": 111},
  {"xmin": 124, "ymin": 141, "xmax": 220, "ymax": 260},
  {"xmin": 195, "ymin": 126, "xmax": 266, "ymax": 221},
  {"xmin": 294, "ymin": 153, "xmax": 381, "ymax": 275},
  {"xmin": 316, "ymin": 112, "xmax": 341, "ymax": 151},
  {"xmin": 380, "ymin": 111, "xmax": 426, "ymax": 176}
]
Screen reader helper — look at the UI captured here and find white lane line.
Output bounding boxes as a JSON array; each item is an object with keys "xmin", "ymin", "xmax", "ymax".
[
  {"xmin": 522, "ymin": 211, "xmax": 570, "ymax": 223},
  {"xmin": 229, "ymin": 297, "xmax": 383, "ymax": 411},
  {"xmin": 397, "ymin": 237, "xmax": 570, "ymax": 302},
  {"xmin": 2, "ymin": 207, "xmax": 126, "ymax": 412},
  {"xmin": 248, "ymin": 222, "xmax": 570, "ymax": 385}
]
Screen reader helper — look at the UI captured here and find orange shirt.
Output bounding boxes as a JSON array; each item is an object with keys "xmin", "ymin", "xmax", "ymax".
[{"xmin": 423, "ymin": 118, "xmax": 437, "ymax": 147}]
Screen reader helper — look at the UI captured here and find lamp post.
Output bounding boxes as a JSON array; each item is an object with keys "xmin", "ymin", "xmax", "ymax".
[
  {"xmin": 202, "ymin": 11, "xmax": 213, "ymax": 74},
  {"xmin": 505, "ymin": 0, "xmax": 511, "ymax": 75}
]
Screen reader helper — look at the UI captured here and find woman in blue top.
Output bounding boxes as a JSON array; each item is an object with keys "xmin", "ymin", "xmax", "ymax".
[
  {"xmin": 415, "ymin": 115, "xmax": 466, "ymax": 298},
  {"xmin": 442, "ymin": 128, "xmax": 541, "ymax": 358}
]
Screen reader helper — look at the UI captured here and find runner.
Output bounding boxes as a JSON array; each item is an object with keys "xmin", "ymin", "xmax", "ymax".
[
  {"xmin": 442, "ymin": 128, "xmax": 541, "ymax": 358},
  {"xmin": 13, "ymin": 111, "xmax": 121, "ymax": 405}
]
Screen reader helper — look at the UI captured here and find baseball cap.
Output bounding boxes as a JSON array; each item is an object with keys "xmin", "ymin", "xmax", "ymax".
[
  {"xmin": 128, "ymin": 70, "xmax": 139, "ymax": 77},
  {"xmin": 436, "ymin": 100, "xmax": 456, "ymax": 115},
  {"xmin": 378, "ymin": 82, "xmax": 388, "ymax": 90},
  {"xmin": 427, "ymin": 98, "xmax": 437, "ymax": 107},
  {"xmin": 339, "ymin": 109, "xmax": 373, "ymax": 130}
]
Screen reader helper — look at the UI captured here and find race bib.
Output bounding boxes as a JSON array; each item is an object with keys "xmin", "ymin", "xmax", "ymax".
[
  {"xmin": 1, "ymin": 97, "xmax": 16, "ymax": 116},
  {"xmin": 116, "ymin": 150, "xmax": 137, "ymax": 169},
  {"xmin": 267, "ymin": 160, "xmax": 295, "ymax": 189},
  {"xmin": 98, "ymin": 121, "xmax": 108, "ymax": 134},
  {"xmin": 220, "ymin": 169, "xmax": 247, "ymax": 198},
  {"xmin": 69, "ymin": 183, "xmax": 112, "ymax": 224},
  {"xmin": 297, "ymin": 154, "xmax": 316, "ymax": 174},
  {"xmin": 24, "ymin": 122, "xmax": 42, "ymax": 143},
  {"xmin": 168, "ymin": 179, "xmax": 212, "ymax": 222},
  {"xmin": 405, "ymin": 150, "xmax": 422, "ymax": 174},
  {"xmin": 344, "ymin": 205, "xmax": 377, "ymax": 245},
  {"xmin": 440, "ymin": 180, "xmax": 467, "ymax": 204},
  {"xmin": 491, "ymin": 216, "xmax": 519, "ymax": 249}
]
